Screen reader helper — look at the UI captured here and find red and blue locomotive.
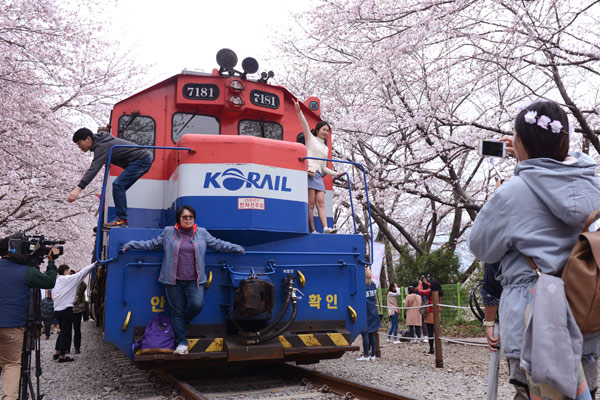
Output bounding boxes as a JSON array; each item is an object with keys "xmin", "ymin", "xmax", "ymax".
[{"xmin": 91, "ymin": 49, "xmax": 371, "ymax": 367}]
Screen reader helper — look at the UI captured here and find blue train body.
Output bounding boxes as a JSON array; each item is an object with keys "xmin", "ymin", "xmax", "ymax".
[{"xmin": 91, "ymin": 57, "xmax": 369, "ymax": 366}]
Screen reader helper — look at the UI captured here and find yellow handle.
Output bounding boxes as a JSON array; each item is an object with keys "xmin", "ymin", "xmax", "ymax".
[
  {"xmin": 347, "ymin": 306, "xmax": 357, "ymax": 323},
  {"xmin": 296, "ymin": 270, "xmax": 306, "ymax": 287},
  {"xmin": 122, "ymin": 311, "xmax": 131, "ymax": 331},
  {"xmin": 206, "ymin": 271, "xmax": 213, "ymax": 289}
]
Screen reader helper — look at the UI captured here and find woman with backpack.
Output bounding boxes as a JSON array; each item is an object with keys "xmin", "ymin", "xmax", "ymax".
[
  {"xmin": 123, "ymin": 205, "xmax": 245, "ymax": 355},
  {"xmin": 469, "ymin": 100, "xmax": 600, "ymax": 399}
]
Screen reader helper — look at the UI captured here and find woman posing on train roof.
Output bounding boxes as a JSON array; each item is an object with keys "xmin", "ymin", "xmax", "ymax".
[
  {"xmin": 293, "ymin": 99, "xmax": 343, "ymax": 234},
  {"xmin": 123, "ymin": 205, "xmax": 245, "ymax": 355}
]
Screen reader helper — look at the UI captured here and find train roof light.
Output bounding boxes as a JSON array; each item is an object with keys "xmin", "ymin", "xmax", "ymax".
[
  {"xmin": 216, "ymin": 48, "xmax": 238, "ymax": 76},
  {"xmin": 259, "ymin": 70, "xmax": 275, "ymax": 84},
  {"xmin": 241, "ymin": 57, "xmax": 259, "ymax": 79}
]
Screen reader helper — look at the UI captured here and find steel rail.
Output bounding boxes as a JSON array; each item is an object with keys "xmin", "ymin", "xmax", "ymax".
[
  {"xmin": 159, "ymin": 363, "xmax": 422, "ymax": 400},
  {"xmin": 279, "ymin": 364, "xmax": 422, "ymax": 400}
]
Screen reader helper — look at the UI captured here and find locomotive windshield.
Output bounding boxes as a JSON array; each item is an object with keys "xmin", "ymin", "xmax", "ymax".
[
  {"xmin": 171, "ymin": 112, "xmax": 220, "ymax": 143},
  {"xmin": 118, "ymin": 114, "xmax": 156, "ymax": 159},
  {"xmin": 239, "ymin": 119, "xmax": 283, "ymax": 140}
]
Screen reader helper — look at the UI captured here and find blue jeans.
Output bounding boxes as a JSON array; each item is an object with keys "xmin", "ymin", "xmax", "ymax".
[
  {"xmin": 409, "ymin": 325, "xmax": 422, "ymax": 338},
  {"xmin": 112, "ymin": 155, "xmax": 152, "ymax": 219},
  {"xmin": 387, "ymin": 313, "xmax": 398, "ymax": 339},
  {"xmin": 163, "ymin": 281, "xmax": 204, "ymax": 346},
  {"xmin": 361, "ymin": 332, "xmax": 376, "ymax": 357}
]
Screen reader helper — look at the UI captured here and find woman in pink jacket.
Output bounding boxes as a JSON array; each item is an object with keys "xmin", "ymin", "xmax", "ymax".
[{"xmin": 404, "ymin": 286, "xmax": 422, "ymax": 342}]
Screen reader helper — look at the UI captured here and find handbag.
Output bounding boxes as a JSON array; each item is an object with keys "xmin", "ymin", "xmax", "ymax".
[{"xmin": 526, "ymin": 210, "xmax": 600, "ymax": 334}]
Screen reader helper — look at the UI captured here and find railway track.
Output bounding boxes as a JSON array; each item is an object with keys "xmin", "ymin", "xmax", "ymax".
[{"xmin": 158, "ymin": 363, "xmax": 422, "ymax": 400}]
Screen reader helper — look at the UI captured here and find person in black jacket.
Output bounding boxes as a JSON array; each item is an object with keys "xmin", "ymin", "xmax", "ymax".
[
  {"xmin": 0, "ymin": 237, "xmax": 58, "ymax": 400},
  {"xmin": 67, "ymin": 127, "xmax": 152, "ymax": 228},
  {"xmin": 41, "ymin": 290, "xmax": 56, "ymax": 340}
]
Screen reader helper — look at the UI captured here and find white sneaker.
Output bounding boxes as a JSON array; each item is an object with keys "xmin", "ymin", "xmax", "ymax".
[
  {"xmin": 173, "ymin": 344, "xmax": 188, "ymax": 354},
  {"xmin": 393, "ymin": 340, "xmax": 401, "ymax": 344},
  {"xmin": 356, "ymin": 355, "xmax": 369, "ymax": 361},
  {"xmin": 369, "ymin": 356, "xmax": 376, "ymax": 361},
  {"xmin": 386, "ymin": 338, "xmax": 391, "ymax": 343},
  {"xmin": 323, "ymin": 227, "xmax": 338, "ymax": 234}
]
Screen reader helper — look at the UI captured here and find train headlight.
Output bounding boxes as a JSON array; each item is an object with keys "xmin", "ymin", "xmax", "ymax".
[
  {"xmin": 229, "ymin": 79, "xmax": 244, "ymax": 91},
  {"xmin": 229, "ymin": 95, "xmax": 244, "ymax": 106}
]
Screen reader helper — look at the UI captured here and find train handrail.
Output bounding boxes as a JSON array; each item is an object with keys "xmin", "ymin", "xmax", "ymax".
[
  {"xmin": 301, "ymin": 157, "xmax": 373, "ymax": 265},
  {"xmin": 95, "ymin": 144, "xmax": 193, "ymax": 265},
  {"xmin": 224, "ymin": 263, "xmax": 276, "ymax": 276},
  {"xmin": 123, "ymin": 261, "xmax": 161, "ymax": 304}
]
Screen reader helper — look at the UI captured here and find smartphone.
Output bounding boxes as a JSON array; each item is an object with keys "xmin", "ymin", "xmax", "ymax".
[{"xmin": 479, "ymin": 140, "xmax": 506, "ymax": 158}]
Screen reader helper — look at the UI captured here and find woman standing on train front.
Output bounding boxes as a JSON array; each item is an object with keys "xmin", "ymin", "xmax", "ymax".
[
  {"xmin": 123, "ymin": 205, "xmax": 244, "ymax": 355},
  {"xmin": 293, "ymin": 99, "xmax": 343, "ymax": 234}
]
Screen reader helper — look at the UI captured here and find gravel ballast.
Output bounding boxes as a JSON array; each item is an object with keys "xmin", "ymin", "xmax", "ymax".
[{"xmin": 4, "ymin": 322, "xmax": 598, "ymax": 399}]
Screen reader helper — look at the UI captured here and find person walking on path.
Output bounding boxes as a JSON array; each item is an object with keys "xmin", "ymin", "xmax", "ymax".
[{"xmin": 68, "ymin": 127, "xmax": 152, "ymax": 228}]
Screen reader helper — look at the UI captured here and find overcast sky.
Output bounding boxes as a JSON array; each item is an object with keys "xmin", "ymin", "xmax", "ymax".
[{"xmin": 111, "ymin": 0, "xmax": 309, "ymax": 85}]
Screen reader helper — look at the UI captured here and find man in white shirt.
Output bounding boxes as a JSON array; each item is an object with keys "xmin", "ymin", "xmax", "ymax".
[{"xmin": 52, "ymin": 262, "xmax": 95, "ymax": 362}]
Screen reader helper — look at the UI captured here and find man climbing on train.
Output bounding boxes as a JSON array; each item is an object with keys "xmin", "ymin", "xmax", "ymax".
[{"xmin": 67, "ymin": 127, "xmax": 152, "ymax": 228}]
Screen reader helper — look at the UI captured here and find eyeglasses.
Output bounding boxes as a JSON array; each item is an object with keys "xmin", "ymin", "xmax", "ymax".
[{"xmin": 181, "ymin": 215, "xmax": 194, "ymax": 220}]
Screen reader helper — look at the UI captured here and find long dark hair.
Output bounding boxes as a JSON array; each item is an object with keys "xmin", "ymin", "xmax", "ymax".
[
  {"xmin": 388, "ymin": 282, "xmax": 397, "ymax": 293},
  {"xmin": 514, "ymin": 100, "xmax": 570, "ymax": 161}
]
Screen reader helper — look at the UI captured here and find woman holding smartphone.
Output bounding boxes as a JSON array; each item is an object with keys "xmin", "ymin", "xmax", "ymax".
[{"xmin": 469, "ymin": 100, "xmax": 600, "ymax": 398}]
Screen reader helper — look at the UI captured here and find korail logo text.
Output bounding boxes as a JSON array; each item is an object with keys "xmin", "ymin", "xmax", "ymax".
[{"xmin": 203, "ymin": 168, "xmax": 292, "ymax": 192}]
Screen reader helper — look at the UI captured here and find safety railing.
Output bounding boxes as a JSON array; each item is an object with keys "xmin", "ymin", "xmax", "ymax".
[
  {"xmin": 95, "ymin": 145, "xmax": 193, "ymax": 264},
  {"xmin": 302, "ymin": 157, "xmax": 374, "ymax": 265}
]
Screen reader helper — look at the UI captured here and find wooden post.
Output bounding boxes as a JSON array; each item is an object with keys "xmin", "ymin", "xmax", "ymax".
[{"xmin": 433, "ymin": 291, "xmax": 443, "ymax": 368}]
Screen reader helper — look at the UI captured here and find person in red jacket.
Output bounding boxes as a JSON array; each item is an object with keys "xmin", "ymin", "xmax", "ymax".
[{"xmin": 417, "ymin": 278, "xmax": 443, "ymax": 354}]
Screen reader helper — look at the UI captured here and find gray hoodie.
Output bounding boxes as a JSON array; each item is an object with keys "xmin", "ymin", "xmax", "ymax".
[
  {"xmin": 77, "ymin": 133, "xmax": 151, "ymax": 190},
  {"xmin": 469, "ymin": 152, "xmax": 600, "ymax": 361}
]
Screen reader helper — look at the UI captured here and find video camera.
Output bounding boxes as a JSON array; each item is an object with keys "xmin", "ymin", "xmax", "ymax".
[{"xmin": 6, "ymin": 233, "xmax": 64, "ymax": 266}]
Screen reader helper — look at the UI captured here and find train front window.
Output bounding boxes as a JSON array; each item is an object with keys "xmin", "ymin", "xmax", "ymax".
[
  {"xmin": 118, "ymin": 114, "xmax": 156, "ymax": 159},
  {"xmin": 172, "ymin": 113, "xmax": 220, "ymax": 143},
  {"xmin": 239, "ymin": 120, "xmax": 283, "ymax": 140}
]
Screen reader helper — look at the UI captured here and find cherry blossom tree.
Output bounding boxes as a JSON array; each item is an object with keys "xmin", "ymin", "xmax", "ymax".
[
  {"xmin": 0, "ymin": 0, "xmax": 144, "ymax": 268},
  {"xmin": 277, "ymin": 0, "xmax": 600, "ymax": 278}
]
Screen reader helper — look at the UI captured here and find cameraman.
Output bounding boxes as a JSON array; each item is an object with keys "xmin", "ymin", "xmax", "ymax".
[{"xmin": 0, "ymin": 237, "xmax": 58, "ymax": 400}]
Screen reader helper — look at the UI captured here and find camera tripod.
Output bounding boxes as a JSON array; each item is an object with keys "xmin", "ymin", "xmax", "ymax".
[{"xmin": 19, "ymin": 288, "xmax": 44, "ymax": 400}]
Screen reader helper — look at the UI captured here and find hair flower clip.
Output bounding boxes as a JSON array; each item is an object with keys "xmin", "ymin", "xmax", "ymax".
[
  {"xmin": 537, "ymin": 115, "xmax": 551, "ymax": 130},
  {"xmin": 548, "ymin": 120, "xmax": 563, "ymax": 134},
  {"xmin": 524, "ymin": 110, "xmax": 537, "ymax": 124}
]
